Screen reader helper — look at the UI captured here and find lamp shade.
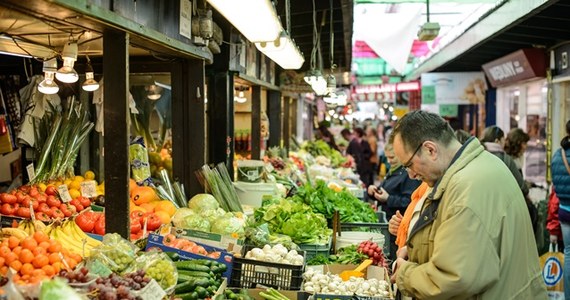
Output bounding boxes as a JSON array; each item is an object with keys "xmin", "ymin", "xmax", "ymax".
[
  {"xmin": 207, "ymin": 0, "xmax": 282, "ymax": 43},
  {"xmin": 256, "ymin": 33, "xmax": 305, "ymax": 70}
]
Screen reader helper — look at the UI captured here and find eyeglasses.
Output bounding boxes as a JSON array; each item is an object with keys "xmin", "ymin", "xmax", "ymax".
[{"xmin": 402, "ymin": 142, "xmax": 423, "ymax": 171}]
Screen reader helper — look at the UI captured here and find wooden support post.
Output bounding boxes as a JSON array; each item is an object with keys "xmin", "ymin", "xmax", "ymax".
[
  {"xmin": 251, "ymin": 86, "xmax": 262, "ymax": 159},
  {"xmin": 103, "ymin": 30, "xmax": 130, "ymax": 238},
  {"xmin": 267, "ymin": 90, "xmax": 282, "ymax": 148},
  {"xmin": 283, "ymin": 96, "xmax": 291, "ymax": 150},
  {"xmin": 208, "ymin": 73, "xmax": 235, "ymax": 177},
  {"xmin": 172, "ymin": 59, "xmax": 206, "ymax": 198}
]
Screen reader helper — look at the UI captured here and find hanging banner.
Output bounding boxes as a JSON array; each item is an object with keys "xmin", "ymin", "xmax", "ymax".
[{"xmin": 421, "ymin": 72, "xmax": 487, "ymax": 105}]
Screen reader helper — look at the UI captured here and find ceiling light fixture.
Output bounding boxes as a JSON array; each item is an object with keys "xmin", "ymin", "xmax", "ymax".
[
  {"xmin": 207, "ymin": 0, "xmax": 282, "ymax": 43},
  {"xmin": 38, "ymin": 58, "xmax": 59, "ymax": 95},
  {"xmin": 256, "ymin": 32, "xmax": 304, "ymax": 70},
  {"xmin": 56, "ymin": 42, "xmax": 79, "ymax": 83},
  {"xmin": 82, "ymin": 56, "xmax": 99, "ymax": 92}
]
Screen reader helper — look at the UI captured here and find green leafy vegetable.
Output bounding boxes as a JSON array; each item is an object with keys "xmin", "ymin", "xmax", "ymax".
[{"xmin": 301, "ymin": 140, "xmax": 346, "ymax": 167}]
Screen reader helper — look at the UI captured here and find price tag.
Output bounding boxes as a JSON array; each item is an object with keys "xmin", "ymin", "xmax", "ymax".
[
  {"xmin": 26, "ymin": 163, "xmax": 35, "ymax": 181},
  {"xmin": 80, "ymin": 180, "xmax": 97, "ymax": 198},
  {"xmin": 58, "ymin": 185, "xmax": 73, "ymax": 203},
  {"xmin": 138, "ymin": 279, "xmax": 166, "ymax": 300}
]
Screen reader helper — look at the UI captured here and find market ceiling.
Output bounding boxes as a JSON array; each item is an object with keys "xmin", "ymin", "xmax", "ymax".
[{"xmin": 412, "ymin": 0, "xmax": 570, "ymax": 75}]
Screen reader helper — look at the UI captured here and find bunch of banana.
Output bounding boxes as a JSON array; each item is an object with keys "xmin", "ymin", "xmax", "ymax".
[
  {"xmin": 0, "ymin": 227, "xmax": 28, "ymax": 239},
  {"xmin": 18, "ymin": 219, "xmax": 47, "ymax": 236},
  {"xmin": 45, "ymin": 220, "xmax": 101, "ymax": 257}
]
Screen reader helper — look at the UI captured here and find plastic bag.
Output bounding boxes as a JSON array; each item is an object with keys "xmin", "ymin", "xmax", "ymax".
[
  {"xmin": 130, "ymin": 136, "xmax": 153, "ymax": 186},
  {"xmin": 540, "ymin": 243, "xmax": 564, "ymax": 299},
  {"xmin": 124, "ymin": 250, "xmax": 178, "ymax": 293},
  {"xmin": 90, "ymin": 233, "xmax": 138, "ymax": 274}
]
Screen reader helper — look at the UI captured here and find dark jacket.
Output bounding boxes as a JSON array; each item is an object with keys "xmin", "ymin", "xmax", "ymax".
[
  {"xmin": 552, "ymin": 147, "xmax": 570, "ymax": 223},
  {"xmin": 379, "ymin": 166, "xmax": 421, "ymax": 220},
  {"xmin": 346, "ymin": 138, "xmax": 371, "ymax": 175}
]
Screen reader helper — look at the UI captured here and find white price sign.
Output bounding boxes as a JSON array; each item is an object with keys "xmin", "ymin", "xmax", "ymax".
[
  {"xmin": 138, "ymin": 279, "xmax": 166, "ymax": 300},
  {"xmin": 80, "ymin": 180, "xmax": 97, "ymax": 198},
  {"xmin": 26, "ymin": 163, "xmax": 35, "ymax": 181},
  {"xmin": 58, "ymin": 185, "xmax": 73, "ymax": 203}
]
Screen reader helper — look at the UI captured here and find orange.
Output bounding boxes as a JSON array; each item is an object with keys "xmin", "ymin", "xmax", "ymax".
[
  {"xmin": 32, "ymin": 255, "xmax": 49, "ymax": 268},
  {"xmin": 42, "ymin": 265, "xmax": 55, "ymax": 277},
  {"xmin": 0, "ymin": 257, "xmax": 5, "ymax": 267},
  {"xmin": 33, "ymin": 232, "xmax": 49, "ymax": 244},
  {"xmin": 51, "ymin": 262, "xmax": 62, "ymax": 273},
  {"xmin": 154, "ymin": 210, "xmax": 171, "ymax": 224},
  {"xmin": 32, "ymin": 247, "xmax": 46, "ymax": 256},
  {"xmin": 20, "ymin": 263, "xmax": 34, "ymax": 276},
  {"xmin": 69, "ymin": 252, "xmax": 82, "ymax": 264},
  {"xmin": 4, "ymin": 252, "xmax": 17, "ymax": 265},
  {"xmin": 47, "ymin": 241, "xmax": 61, "ymax": 253},
  {"xmin": 12, "ymin": 246, "xmax": 22, "ymax": 256},
  {"xmin": 0, "ymin": 246, "xmax": 10, "ymax": 258},
  {"xmin": 38, "ymin": 241, "xmax": 50, "ymax": 250},
  {"xmin": 48, "ymin": 253, "xmax": 61, "ymax": 264},
  {"xmin": 19, "ymin": 249, "xmax": 33, "ymax": 264},
  {"xmin": 21, "ymin": 238, "xmax": 38, "ymax": 250},
  {"xmin": 9, "ymin": 260, "xmax": 21, "ymax": 272},
  {"xmin": 66, "ymin": 258, "xmax": 78, "ymax": 270},
  {"xmin": 31, "ymin": 268, "xmax": 45, "ymax": 278},
  {"xmin": 130, "ymin": 205, "xmax": 147, "ymax": 213},
  {"xmin": 139, "ymin": 202, "xmax": 157, "ymax": 213},
  {"xmin": 7, "ymin": 236, "xmax": 20, "ymax": 249},
  {"xmin": 0, "ymin": 266, "xmax": 7, "ymax": 276},
  {"xmin": 155, "ymin": 201, "xmax": 176, "ymax": 216}
]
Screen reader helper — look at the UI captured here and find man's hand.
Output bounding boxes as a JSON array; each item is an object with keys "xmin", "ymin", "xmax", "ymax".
[
  {"xmin": 389, "ymin": 210, "xmax": 403, "ymax": 235},
  {"xmin": 390, "ymin": 257, "xmax": 406, "ymax": 283},
  {"xmin": 396, "ymin": 246, "xmax": 408, "ymax": 260}
]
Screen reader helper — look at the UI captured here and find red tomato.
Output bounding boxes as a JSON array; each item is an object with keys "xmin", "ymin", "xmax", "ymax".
[
  {"xmin": 38, "ymin": 203, "xmax": 50, "ymax": 213},
  {"xmin": 75, "ymin": 213, "xmax": 95, "ymax": 233},
  {"xmin": 130, "ymin": 220, "xmax": 142, "ymax": 234},
  {"xmin": 28, "ymin": 188, "xmax": 39, "ymax": 198},
  {"xmin": 130, "ymin": 231, "xmax": 143, "ymax": 241},
  {"xmin": 44, "ymin": 186, "xmax": 57, "ymax": 196},
  {"xmin": 70, "ymin": 199, "xmax": 80, "ymax": 207},
  {"xmin": 94, "ymin": 217, "xmax": 105, "ymax": 235},
  {"xmin": 16, "ymin": 207, "xmax": 31, "ymax": 218},
  {"xmin": 15, "ymin": 192, "xmax": 26, "ymax": 203},
  {"xmin": 0, "ymin": 203, "xmax": 15, "ymax": 215},
  {"xmin": 0, "ymin": 193, "xmax": 17, "ymax": 204},
  {"xmin": 36, "ymin": 212, "xmax": 50, "ymax": 222},
  {"xmin": 50, "ymin": 207, "xmax": 64, "ymax": 219},
  {"xmin": 35, "ymin": 194, "xmax": 47, "ymax": 203},
  {"xmin": 79, "ymin": 197, "xmax": 91, "ymax": 208},
  {"xmin": 46, "ymin": 196, "xmax": 61, "ymax": 208},
  {"xmin": 144, "ymin": 213, "xmax": 162, "ymax": 231}
]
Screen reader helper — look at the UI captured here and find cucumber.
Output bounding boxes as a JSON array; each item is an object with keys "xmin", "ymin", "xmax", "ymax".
[
  {"xmin": 177, "ymin": 274, "xmax": 206, "ymax": 283},
  {"xmin": 177, "ymin": 270, "xmax": 213, "ymax": 278},
  {"xmin": 174, "ymin": 277, "xmax": 210, "ymax": 293},
  {"xmin": 185, "ymin": 259, "xmax": 214, "ymax": 267},
  {"xmin": 195, "ymin": 286, "xmax": 208, "ymax": 298},
  {"xmin": 164, "ymin": 251, "xmax": 180, "ymax": 261},
  {"xmin": 176, "ymin": 291, "xmax": 199, "ymax": 300},
  {"xmin": 211, "ymin": 264, "xmax": 227, "ymax": 274},
  {"xmin": 175, "ymin": 261, "xmax": 211, "ymax": 272}
]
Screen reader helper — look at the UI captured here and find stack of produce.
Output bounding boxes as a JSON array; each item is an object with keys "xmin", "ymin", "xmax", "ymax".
[
  {"xmin": 302, "ymin": 268, "xmax": 391, "ymax": 297},
  {"xmin": 161, "ymin": 234, "xmax": 221, "ymax": 258},
  {"xmin": 44, "ymin": 219, "xmax": 102, "ymax": 257},
  {"xmin": 300, "ymin": 140, "xmax": 347, "ymax": 168},
  {"xmin": 291, "ymin": 180, "xmax": 377, "ymax": 223},
  {"xmin": 306, "ymin": 245, "xmax": 368, "ymax": 266},
  {"xmin": 173, "ymin": 259, "xmax": 227, "ymax": 299}
]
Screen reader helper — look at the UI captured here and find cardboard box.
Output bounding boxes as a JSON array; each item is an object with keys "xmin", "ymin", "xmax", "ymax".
[
  {"xmin": 171, "ymin": 227, "xmax": 245, "ymax": 253},
  {"xmin": 0, "ymin": 148, "xmax": 20, "ymax": 182},
  {"xmin": 146, "ymin": 233, "xmax": 234, "ymax": 279},
  {"xmin": 304, "ymin": 264, "xmax": 394, "ymax": 300}
]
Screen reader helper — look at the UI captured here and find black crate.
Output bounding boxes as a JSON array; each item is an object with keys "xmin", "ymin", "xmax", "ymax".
[{"xmin": 230, "ymin": 246, "xmax": 305, "ymax": 290}]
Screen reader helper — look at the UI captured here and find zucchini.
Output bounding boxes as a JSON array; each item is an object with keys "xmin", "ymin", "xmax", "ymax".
[
  {"xmin": 176, "ymin": 291, "xmax": 199, "ymax": 300},
  {"xmin": 175, "ymin": 261, "xmax": 211, "ymax": 272},
  {"xmin": 195, "ymin": 286, "xmax": 208, "ymax": 298},
  {"xmin": 211, "ymin": 264, "xmax": 227, "ymax": 274}
]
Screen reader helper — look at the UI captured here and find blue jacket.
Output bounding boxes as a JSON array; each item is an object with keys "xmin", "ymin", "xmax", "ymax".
[
  {"xmin": 378, "ymin": 166, "xmax": 421, "ymax": 220},
  {"xmin": 552, "ymin": 148, "xmax": 570, "ymax": 205}
]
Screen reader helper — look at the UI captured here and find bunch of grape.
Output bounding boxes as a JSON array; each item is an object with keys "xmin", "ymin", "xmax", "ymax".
[
  {"xmin": 146, "ymin": 259, "xmax": 177, "ymax": 289},
  {"xmin": 85, "ymin": 271, "xmax": 149, "ymax": 300},
  {"xmin": 357, "ymin": 240, "xmax": 386, "ymax": 267},
  {"xmin": 58, "ymin": 267, "xmax": 91, "ymax": 283}
]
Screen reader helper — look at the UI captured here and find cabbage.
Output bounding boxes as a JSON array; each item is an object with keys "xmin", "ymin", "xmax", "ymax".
[
  {"xmin": 200, "ymin": 208, "xmax": 226, "ymax": 223},
  {"xmin": 210, "ymin": 213, "xmax": 246, "ymax": 237},
  {"xmin": 182, "ymin": 214, "xmax": 211, "ymax": 232},
  {"xmin": 172, "ymin": 208, "xmax": 197, "ymax": 228},
  {"xmin": 188, "ymin": 194, "xmax": 220, "ymax": 212}
]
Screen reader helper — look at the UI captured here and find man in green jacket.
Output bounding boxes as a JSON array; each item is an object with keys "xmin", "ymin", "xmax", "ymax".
[{"xmin": 391, "ymin": 111, "xmax": 546, "ymax": 300}]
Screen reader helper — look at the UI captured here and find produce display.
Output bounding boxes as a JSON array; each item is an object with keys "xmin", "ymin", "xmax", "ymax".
[
  {"xmin": 174, "ymin": 259, "xmax": 226, "ymax": 299},
  {"xmin": 243, "ymin": 244, "xmax": 304, "ymax": 265},
  {"xmin": 307, "ymin": 245, "xmax": 368, "ymax": 266},
  {"xmin": 302, "ymin": 268, "xmax": 391, "ymax": 297},
  {"xmin": 162, "ymin": 234, "xmax": 220, "ymax": 258},
  {"xmin": 300, "ymin": 140, "xmax": 348, "ymax": 168}
]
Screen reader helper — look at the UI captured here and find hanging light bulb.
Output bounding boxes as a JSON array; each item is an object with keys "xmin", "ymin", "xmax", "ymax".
[
  {"xmin": 38, "ymin": 58, "xmax": 59, "ymax": 94},
  {"xmin": 56, "ymin": 42, "xmax": 79, "ymax": 83},
  {"xmin": 326, "ymin": 73, "xmax": 337, "ymax": 96},
  {"xmin": 82, "ymin": 57, "xmax": 99, "ymax": 92}
]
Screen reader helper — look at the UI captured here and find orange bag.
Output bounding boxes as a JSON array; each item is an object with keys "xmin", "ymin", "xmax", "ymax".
[{"xmin": 540, "ymin": 243, "xmax": 564, "ymax": 299}]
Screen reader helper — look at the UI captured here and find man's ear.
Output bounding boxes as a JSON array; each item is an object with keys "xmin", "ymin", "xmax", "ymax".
[{"xmin": 423, "ymin": 141, "xmax": 438, "ymax": 159}]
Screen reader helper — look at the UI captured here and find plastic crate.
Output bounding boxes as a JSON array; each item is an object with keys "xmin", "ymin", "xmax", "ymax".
[
  {"xmin": 311, "ymin": 295, "xmax": 392, "ymax": 300},
  {"xmin": 230, "ymin": 246, "xmax": 305, "ymax": 290},
  {"xmin": 298, "ymin": 240, "xmax": 331, "ymax": 262}
]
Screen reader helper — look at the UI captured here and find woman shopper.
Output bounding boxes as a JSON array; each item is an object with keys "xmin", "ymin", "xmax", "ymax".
[
  {"xmin": 504, "ymin": 127, "xmax": 530, "ymax": 174},
  {"xmin": 551, "ymin": 120, "xmax": 570, "ymax": 300},
  {"xmin": 366, "ymin": 127, "xmax": 379, "ymax": 184}
]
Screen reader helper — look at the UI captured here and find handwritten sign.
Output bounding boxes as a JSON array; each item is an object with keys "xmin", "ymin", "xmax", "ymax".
[
  {"xmin": 26, "ymin": 163, "xmax": 35, "ymax": 181},
  {"xmin": 58, "ymin": 185, "xmax": 73, "ymax": 203},
  {"xmin": 80, "ymin": 180, "xmax": 97, "ymax": 198},
  {"xmin": 138, "ymin": 279, "xmax": 166, "ymax": 300}
]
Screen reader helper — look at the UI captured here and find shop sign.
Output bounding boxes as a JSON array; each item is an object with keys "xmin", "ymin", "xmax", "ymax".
[
  {"xmin": 353, "ymin": 81, "xmax": 420, "ymax": 94},
  {"xmin": 421, "ymin": 72, "xmax": 487, "ymax": 105},
  {"xmin": 179, "ymin": 0, "xmax": 192, "ymax": 39},
  {"xmin": 482, "ymin": 48, "xmax": 546, "ymax": 88},
  {"xmin": 553, "ymin": 43, "xmax": 570, "ymax": 78}
]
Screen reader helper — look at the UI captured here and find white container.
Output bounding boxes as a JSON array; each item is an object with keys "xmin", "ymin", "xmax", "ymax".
[
  {"xmin": 335, "ymin": 231, "xmax": 385, "ymax": 251},
  {"xmin": 236, "ymin": 160, "xmax": 266, "ymax": 183},
  {"xmin": 233, "ymin": 181, "xmax": 277, "ymax": 207}
]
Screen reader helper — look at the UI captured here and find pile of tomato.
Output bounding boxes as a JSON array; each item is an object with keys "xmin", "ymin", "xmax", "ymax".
[
  {"xmin": 0, "ymin": 185, "xmax": 91, "ymax": 221},
  {"xmin": 75, "ymin": 210, "xmax": 164, "ymax": 241}
]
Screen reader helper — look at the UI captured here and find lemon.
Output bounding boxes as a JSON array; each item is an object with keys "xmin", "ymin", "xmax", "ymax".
[
  {"xmin": 84, "ymin": 170, "xmax": 95, "ymax": 180},
  {"xmin": 69, "ymin": 180, "xmax": 82, "ymax": 191},
  {"xmin": 38, "ymin": 183, "xmax": 47, "ymax": 192},
  {"xmin": 64, "ymin": 179, "xmax": 73, "ymax": 186},
  {"xmin": 74, "ymin": 175, "xmax": 85, "ymax": 182},
  {"xmin": 69, "ymin": 188, "xmax": 81, "ymax": 199}
]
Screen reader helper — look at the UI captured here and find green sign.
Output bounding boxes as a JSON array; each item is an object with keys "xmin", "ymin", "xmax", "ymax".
[
  {"xmin": 422, "ymin": 85, "xmax": 436, "ymax": 104},
  {"xmin": 439, "ymin": 104, "xmax": 459, "ymax": 117}
]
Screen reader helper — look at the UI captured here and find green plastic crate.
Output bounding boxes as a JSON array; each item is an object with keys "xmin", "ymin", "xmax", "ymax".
[{"xmin": 298, "ymin": 239, "xmax": 331, "ymax": 261}]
